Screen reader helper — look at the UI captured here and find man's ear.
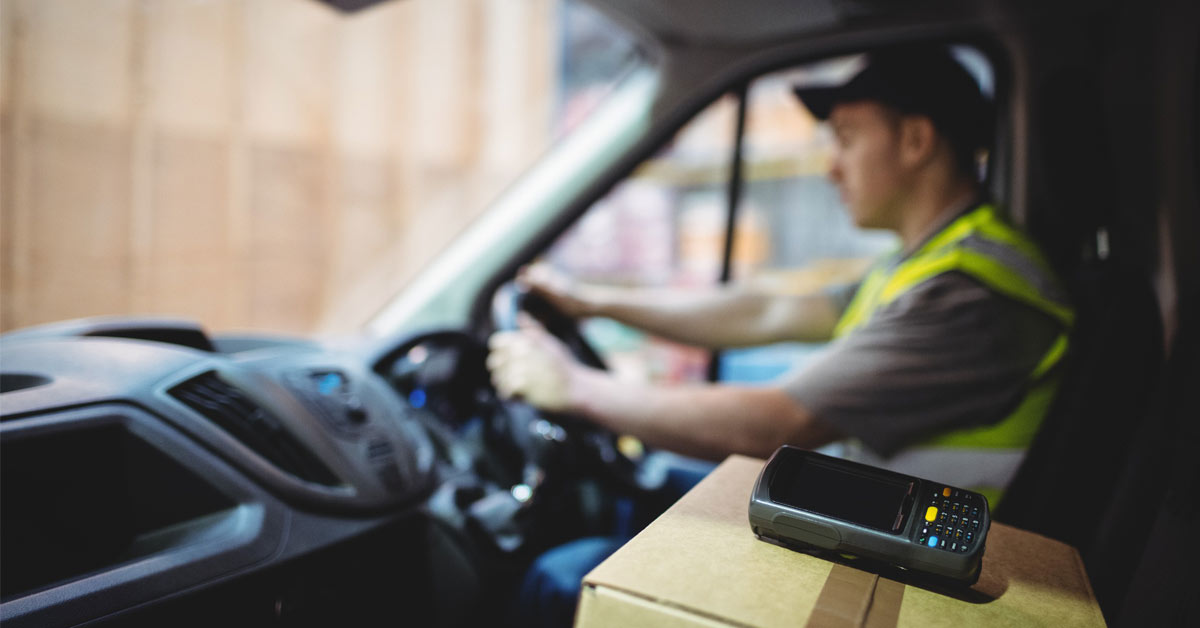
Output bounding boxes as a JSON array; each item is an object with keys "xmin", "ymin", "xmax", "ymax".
[{"xmin": 898, "ymin": 115, "xmax": 937, "ymax": 167}]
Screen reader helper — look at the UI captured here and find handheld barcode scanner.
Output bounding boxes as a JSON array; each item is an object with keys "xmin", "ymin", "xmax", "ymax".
[{"xmin": 749, "ymin": 446, "xmax": 990, "ymax": 584}]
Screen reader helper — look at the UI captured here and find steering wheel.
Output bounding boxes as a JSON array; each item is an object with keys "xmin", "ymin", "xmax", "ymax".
[
  {"xmin": 513, "ymin": 289, "xmax": 665, "ymax": 493},
  {"xmin": 516, "ymin": 290, "xmax": 607, "ymax": 371}
]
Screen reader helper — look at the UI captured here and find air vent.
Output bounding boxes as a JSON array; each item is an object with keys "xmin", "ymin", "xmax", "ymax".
[{"xmin": 169, "ymin": 371, "xmax": 341, "ymax": 487}]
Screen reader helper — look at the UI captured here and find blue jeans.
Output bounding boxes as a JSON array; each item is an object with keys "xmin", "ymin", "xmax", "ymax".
[{"xmin": 511, "ymin": 461, "xmax": 712, "ymax": 628}]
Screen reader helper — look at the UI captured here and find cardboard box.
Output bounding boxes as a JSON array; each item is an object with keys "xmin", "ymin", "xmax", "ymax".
[{"xmin": 577, "ymin": 455, "xmax": 1105, "ymax": 627}]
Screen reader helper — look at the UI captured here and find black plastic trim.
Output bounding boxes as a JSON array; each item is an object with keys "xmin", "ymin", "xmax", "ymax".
[{"xmin": 0, "ymin": 405, "xmax": 287, "ymax": 628}]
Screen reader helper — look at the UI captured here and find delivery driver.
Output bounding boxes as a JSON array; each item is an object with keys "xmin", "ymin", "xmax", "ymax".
[{"xmin": 489, "ymin": 44, "xmax": 1073, "ymax": 626}]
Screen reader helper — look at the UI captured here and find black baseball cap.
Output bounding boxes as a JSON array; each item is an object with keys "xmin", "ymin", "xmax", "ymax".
[{"xmin": 793, "ymin": 45, "xmax": 992, "ymax": 153}]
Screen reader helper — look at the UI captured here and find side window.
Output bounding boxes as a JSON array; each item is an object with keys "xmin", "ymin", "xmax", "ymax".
[{"xmin": 544, "ymin": 95, "xmax": 743, "ymax": 384}]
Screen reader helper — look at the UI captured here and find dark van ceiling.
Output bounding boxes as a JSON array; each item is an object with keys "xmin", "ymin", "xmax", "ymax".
[
  {"xmin": 314, "ymin": 0, "xmax": 846, "ymax": 43},
  {"xmin": 314, "ymin": 0, "xmax": 392, "ymax": 13}
]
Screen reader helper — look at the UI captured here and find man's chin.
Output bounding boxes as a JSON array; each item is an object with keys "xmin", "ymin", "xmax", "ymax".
[{"xmin": 849, "ymin": 213, "xmax": 886, "ymax": 231}]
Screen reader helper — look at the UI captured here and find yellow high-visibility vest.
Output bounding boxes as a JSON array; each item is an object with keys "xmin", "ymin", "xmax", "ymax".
[{"xmin": 834, "ymin": 204, "xmax": 1074, "ymax": 505}]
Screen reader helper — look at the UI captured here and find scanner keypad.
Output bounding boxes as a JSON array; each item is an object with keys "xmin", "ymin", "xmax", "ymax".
[{"xmin": 915, "ymin": 487, "xmax": 980, "ymax": 553}]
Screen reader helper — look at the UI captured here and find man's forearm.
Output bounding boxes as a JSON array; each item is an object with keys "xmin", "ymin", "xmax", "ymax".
[
  {"xmin": 567, "ymin": 367, "xmax": 843, "ymax": 461},
  {"xmin": 580, "ymin": 285, "xmax": 841, "ymax": 349}
]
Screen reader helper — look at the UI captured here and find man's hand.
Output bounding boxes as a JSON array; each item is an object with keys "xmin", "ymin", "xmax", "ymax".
[
  {"xmin": 517, "ymin": 264, "xmax": 593, "ymax": 319},
  {"xmin": 486, "ymin": 314, "xmax": 582, "ymax": 412},
  {"xmin": 487, "ymin": 312, "xmax": 838, "ymax": 461}
]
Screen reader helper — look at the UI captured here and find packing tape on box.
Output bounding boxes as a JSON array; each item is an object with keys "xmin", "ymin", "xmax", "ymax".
[{"xmin": 805, "ymin": 564, "xmax": 904, "ymax": 628}]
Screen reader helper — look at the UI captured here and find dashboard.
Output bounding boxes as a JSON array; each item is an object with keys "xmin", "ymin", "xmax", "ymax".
[{"xmin": 0, "ymin": 318, "xmax": 565, "ymax": 627}]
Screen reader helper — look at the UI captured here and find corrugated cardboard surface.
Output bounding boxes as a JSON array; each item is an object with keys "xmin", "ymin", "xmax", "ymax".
[{"xmin": 578, "ymin": 455, "xmax": 1106, "ymax": 628}]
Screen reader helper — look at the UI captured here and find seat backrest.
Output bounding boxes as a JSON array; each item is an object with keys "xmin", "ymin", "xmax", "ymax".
[
  {"xmin": 996, "ymin": 257, "xmax": 1163, "ymax": 553},
  {"xmin": 1101, "ymin": 311, "xmax": 1200, "ymax": 625},
  {"xmin": 993, "ymin": 60, "xmax": 1168, "ymax": 618}
]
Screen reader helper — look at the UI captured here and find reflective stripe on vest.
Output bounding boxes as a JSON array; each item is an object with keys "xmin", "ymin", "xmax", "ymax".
[{"xmin": 833, "ymin": 204, "xmax": 1074, "ymax": 501}]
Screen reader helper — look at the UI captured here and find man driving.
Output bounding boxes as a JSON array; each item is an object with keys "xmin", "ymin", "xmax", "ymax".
[{"xmin": 488, "ymin": 44, "xmax": 1073, "ymax": 626}]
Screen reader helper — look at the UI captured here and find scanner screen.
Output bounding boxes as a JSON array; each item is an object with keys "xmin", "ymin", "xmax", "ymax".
[{"xmin": 769, "ymin": 455, "xmax": 913, "ymax": 533}]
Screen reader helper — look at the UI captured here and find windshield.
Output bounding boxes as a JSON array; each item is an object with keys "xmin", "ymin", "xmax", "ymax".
[
  {"xmin": 0, "ymin": 0, "xmax": 649, "ymax": 338},
  {"xmin": 366, "ymin": 63, "xmax": 659, "ymax": 337}
]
